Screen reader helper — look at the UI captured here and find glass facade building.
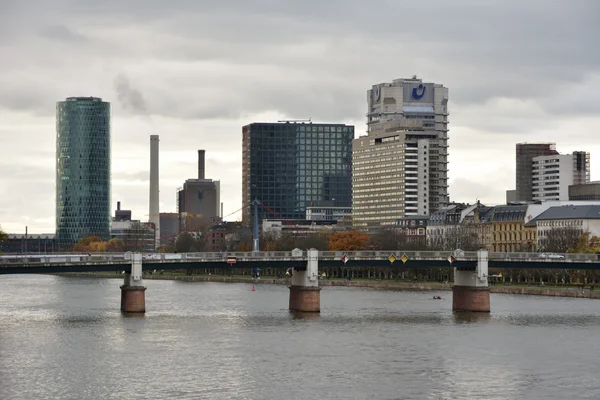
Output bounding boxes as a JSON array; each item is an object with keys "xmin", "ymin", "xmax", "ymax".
[
  {"xmin": 242, "ymin": 122, "xmax": 353, "ymax": 225},
  {"xmin": 56, "ymin": 97, "xmax": 111, "ymax": 248}
]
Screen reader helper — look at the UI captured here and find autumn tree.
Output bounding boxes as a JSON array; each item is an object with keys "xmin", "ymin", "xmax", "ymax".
[
  {"xmin": 329, "ymin": 230, "xmax": 369, "ymax": 251},
  {"xmin": 106, "ymin": 238, "xmax": 124, "ymax": 252},
  {"xmin": 73, "ymin": 236, "xmax": 104, "ymax": 252},
  {"xmin": 539, "ymin": 227, "xmax": 582, "ymax": 253},
  {"xmin": 568, "ymin": 232, "xmax": 600, "ymax": 253}
]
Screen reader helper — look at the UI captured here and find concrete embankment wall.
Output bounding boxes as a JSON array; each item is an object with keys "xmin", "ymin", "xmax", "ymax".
[
  {"xmin": 55, "ymin": 273, "xmax": 600, "ymax": 299},
  {"xmin": 490, "ymin": 286, "xmax": 600, "ymax": 299}
]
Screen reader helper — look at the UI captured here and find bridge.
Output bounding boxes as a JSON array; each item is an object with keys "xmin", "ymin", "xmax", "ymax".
[{"xmin": 2, "ymin": 250, "xmax": 599, "ymax": 313}]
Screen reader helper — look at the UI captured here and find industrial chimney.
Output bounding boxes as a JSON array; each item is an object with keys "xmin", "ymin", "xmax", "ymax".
[
  {"xmin": 198, "ymin": 149, "xmax": 205, "ymax": 180},
  {"xmin": 149, "ymin": 135, "xmax": 160, "ymax": 250}
]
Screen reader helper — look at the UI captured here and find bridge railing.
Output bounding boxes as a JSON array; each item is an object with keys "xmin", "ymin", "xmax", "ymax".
[
  {"xmin": 317, "ymin": 250, "xmax": 479, "ymax": 259},
  {"xmin": 489, "ymin": 252, "xmax": 600, "ymax": 262},
  {"xmin": 4, "ymin": 250, "xmax": 600, "ymax": 266}
]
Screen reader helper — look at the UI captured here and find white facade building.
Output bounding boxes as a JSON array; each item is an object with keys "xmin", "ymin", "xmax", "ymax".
[
  {"xmin": 532, "ymin": 151, "xmax": 590, "ymax": 201},
  {"xmin": 353, "ymin": 76, "xmax": 449, "ymax": 227},
  {"xmin": 305, "ymin": 206, "xmax": 351, "ymax": 221},
  {"xmin": 533, "ymin": 205, "xmax": 600, "ymax": 249}
]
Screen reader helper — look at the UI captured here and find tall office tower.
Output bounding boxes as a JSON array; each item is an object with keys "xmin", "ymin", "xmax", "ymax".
[
  {"xmin": 532, "ymin": 151, "xmax": 590, "ymax": 202},
  {"xmin": 352, "ymin": 77, "xmax": 449, "ymax": 228},
  {"xmin": 56, "ymin": 97, "xmax": 111, "ymax": 248},
  {"xmin": 149, "ymin": 135, "xmax": 160, "ymax": 250},
  {"xmin": 177, "ymin": 149, "xmax": 221, "ymax": 224},
  {"xmin": 516, "ymin": 143, "xmax": 559, "ymax": 202},
  {"xmin": 242, "ymin": 122, "xmax": 354, "ymax": 225}
]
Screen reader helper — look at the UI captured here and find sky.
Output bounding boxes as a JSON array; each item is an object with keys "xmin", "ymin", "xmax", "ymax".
[{"xmin": 0, "ymin": 0, "xmax": 599, "ymax": 234}]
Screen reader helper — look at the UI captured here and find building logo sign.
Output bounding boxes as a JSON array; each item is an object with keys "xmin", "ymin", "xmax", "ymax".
[
  {"xmin": 411, "ymin": 84, "xmax": 426, "ymax": 100},
  {"xmin": 373, "ymin": 86, "xmax": 381, "ymax": 101}
]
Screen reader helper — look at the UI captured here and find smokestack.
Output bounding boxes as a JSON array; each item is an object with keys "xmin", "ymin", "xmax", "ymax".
[
  {"xmin": 149, "ymin": 135, "xmax": 160, "ymax": 250},
  {"xmin": 198, "ymin": 149, "xmax": 205, "ymax": 180},
  {"xmin": 117, "ymin": 201, "xmax": 121, "ymax": 211}
]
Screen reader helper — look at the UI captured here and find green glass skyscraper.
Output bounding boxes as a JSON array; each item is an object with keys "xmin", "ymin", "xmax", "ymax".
[{"xmin": 56, "ymin": 97, "xmax": 111, "ymax": 248}]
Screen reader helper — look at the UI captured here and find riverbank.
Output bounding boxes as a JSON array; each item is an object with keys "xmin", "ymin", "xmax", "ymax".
[{"xmin": 55, "ymin": 273, "xmax": 600, "ymax": 300}]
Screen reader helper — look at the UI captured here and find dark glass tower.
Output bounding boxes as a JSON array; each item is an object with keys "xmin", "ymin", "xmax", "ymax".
[
  {"xmin": 242, "ymin": 122, "xmax": 353, "ymax": 224},
  {"xmin": 56, "ymin": 97, "xmax": 111, "ymax": 248}
]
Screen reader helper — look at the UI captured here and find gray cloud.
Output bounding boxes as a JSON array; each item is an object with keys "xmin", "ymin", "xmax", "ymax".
[
  {"xmin": 39, "ymin": 25, "xmax": 86, "ymax": 42},
  {"xmin": 0, "ymin": 0, "xmax": 599, "ymax": 232}
]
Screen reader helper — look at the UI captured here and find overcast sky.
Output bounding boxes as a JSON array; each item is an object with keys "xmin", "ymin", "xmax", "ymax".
[{"xmin": 1, "ymin": 0, "xmax": 599, "ymax": 233}]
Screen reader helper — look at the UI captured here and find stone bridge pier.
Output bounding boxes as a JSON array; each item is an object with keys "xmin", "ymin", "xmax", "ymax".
[
  {"xmin": 289, "ymin": 248, "xmax": 321, "ymax": 312},
  {"xmin": 453, "ymin": 250, "xmax": 490, "ymax": 312},
  {"xmin": 120, "ymin": 252, "xmax": 146, "ymax": 313}
]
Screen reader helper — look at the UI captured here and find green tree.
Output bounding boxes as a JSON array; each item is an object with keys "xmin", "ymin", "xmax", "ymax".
[
  {"xmin": 175, "ymin": 232, "xmax": 194, "ymax": 253},
  {"xmin": 0, "ymin": 224, "xmax": 7, "ymax": 254}
]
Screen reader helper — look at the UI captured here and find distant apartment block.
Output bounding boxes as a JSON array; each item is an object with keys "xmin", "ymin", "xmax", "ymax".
[
  {"xmin": 532, "ymin": 151, "xmax": 590, "ymax": 201},
  {"xmin": 515, "ymin": 143, "xmax": 559, "ymax": 202},
  {"xmin": 353, "ymin": 76, "xmax": 449, "ymax": 228}
]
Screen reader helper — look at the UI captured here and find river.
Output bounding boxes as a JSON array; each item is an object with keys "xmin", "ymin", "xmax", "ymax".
[{"xmin": 0, "ymin": 275, "xmax": 599, "ymax": 400}]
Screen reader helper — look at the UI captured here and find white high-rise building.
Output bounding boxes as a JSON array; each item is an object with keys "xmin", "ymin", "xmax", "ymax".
[
  {"xmin": 352, "ymin": 76, "xmax": 449, "ymax": 227},
  {"xmin": 532, "ymin": 151, "xmax": 590, "ymax": 201}
]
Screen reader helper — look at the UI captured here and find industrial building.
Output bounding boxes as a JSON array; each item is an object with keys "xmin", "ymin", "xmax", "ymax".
[{"xmin": 177, "ymin": 150, "xmax": 221, "ymax": 223}]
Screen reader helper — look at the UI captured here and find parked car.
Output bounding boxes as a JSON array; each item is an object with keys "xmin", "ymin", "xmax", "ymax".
[{"xmin": 539, "ymin": 253, "xmax": 565, "ymax": 259}]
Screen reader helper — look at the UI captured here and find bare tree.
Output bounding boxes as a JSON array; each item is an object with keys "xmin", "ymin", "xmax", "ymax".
[
  {"xmin": 539, "ymin": 227, "xmax": 582, "ymax": 253},
  {"xmin": 297, "ymin": 232, "xmax": 330, "ymax": 251},
  {"xmin": 428, "ymin": 225, "xmax": 480, "ymax": 251},
  {"xmin": 123, "ymin": 221, "xmax": 154, "ymax": 252},
  {"xmin": 369, "ymin": 228, "xmax": 407, "ymax": 250}
]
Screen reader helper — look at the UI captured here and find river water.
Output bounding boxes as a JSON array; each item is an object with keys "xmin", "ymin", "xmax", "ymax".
[{"xmin": 0, "ymin": 275, "xmax": 599, "ymax": 400}]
